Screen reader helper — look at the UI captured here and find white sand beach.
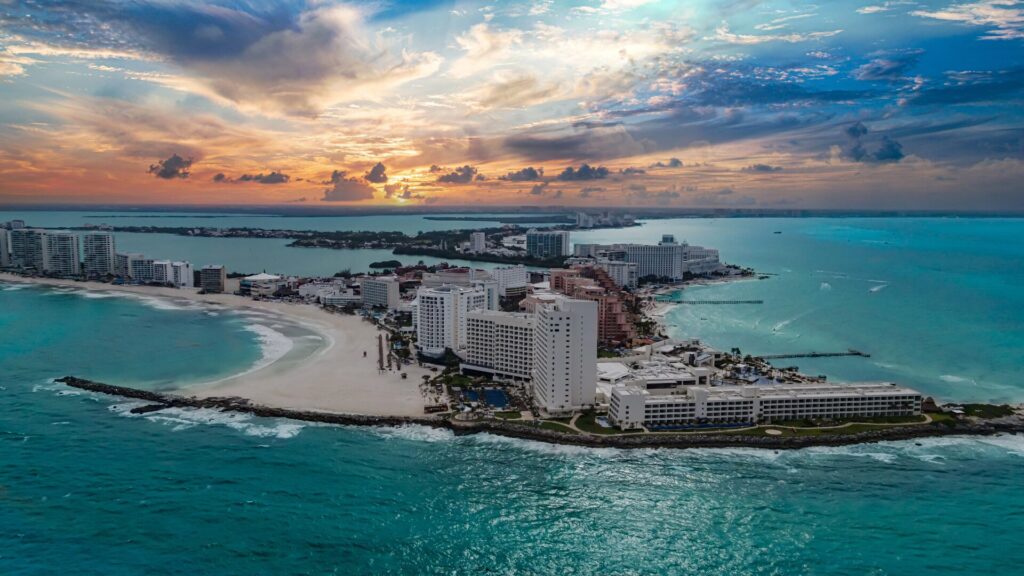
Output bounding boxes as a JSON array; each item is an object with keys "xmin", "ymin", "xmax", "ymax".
[{"xmin": 1, "ymin": 273, "xmax": 436, "ymax": 417}]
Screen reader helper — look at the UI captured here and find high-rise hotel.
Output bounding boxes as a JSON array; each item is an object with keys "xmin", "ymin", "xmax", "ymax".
[{"xmin": 83, "ymin": 232, "xmax": 116, "ymax": 277}]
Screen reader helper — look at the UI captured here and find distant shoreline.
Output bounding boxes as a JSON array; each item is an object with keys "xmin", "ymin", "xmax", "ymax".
[{"xmin": 3, "ymin": 205, "xmax": 1024, "ymax": 219}]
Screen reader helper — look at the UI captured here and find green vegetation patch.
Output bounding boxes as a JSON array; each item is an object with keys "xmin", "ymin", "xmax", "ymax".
[
  {"xmin": 538, "ymin": 421, "xmax": 579, "ymax": 434},
  {"xmin": 494, "ymin": 411, "xmax": 522, "ymax": 420},
  {"xmin": 575, "ymin": 412, "xmax": 622, "ymax": 435},
  {"xmin": 961, "ymin": 404, "xmax": 1016, "ymax": 418}
]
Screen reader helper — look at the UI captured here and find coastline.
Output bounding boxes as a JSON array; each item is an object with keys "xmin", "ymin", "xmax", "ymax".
[
  {"xmin": 55, "ymin": 375, "xmax": 1024, "ymax": 450},
  {"xmin": 10, "ymin": 272, "xmax": 1023, "ymax": 451},
  {"xmin": 1, "ymin": 273, "xmax": 436, "ymax": 418}
]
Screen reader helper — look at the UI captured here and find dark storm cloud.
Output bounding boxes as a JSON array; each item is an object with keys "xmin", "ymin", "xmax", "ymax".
[
  {"xmin": 499, "ymin": 167, "xmax": 544, "ymax": 181},
  {"xmin": 322, "ymin": 170, "xmax": 375, "ymax": 201},
  {"xmin": 909, "ymin": 67, "xmax": 1024, "ymax": 106},
  {"xmin": 852, "ymin": 50, "xmax": 922, "ymax": 83},
  {"xmin": 148, "ymin": 153, "xmax": 192, "ymax": 179},
  {"xmin": 437, "ymin": 165, "xmax": 482, "ymax": 183},
  {"xmin": 364, "ymin": 162, "xmax": 388, "ymax": 183},
  {"xmin": 650, "ymin": 158, "xmax": 683, "ymax": 169},
  {"xmin": 214, "ymin": 171, "xmax": 291, "ymax": 184},
  {"xmin": 238, "ymin": 171, "xmax": 290, "ymax": 184},
  {"xmin": 556, "ymin": 164, "xmax": 610, "ymax": 181},
  {"xmin": 529, "ymin": 182, "xmax": 549, "ymax": 195},
  {"xmin": 579, "ymin": 186, "xmax": 605, "ymax": 198},
  {"xmin": 872, "ymin": 137, "xmax": 905, "ymax": 163},
  {"xmin": 621, "ymin": 167, "xmax": 646, "ymax": 175},
  {"xmin": 842, "ymin": 123, "xmax": 905, "ymax": 163},
  {"xmin": 742, "ymin": 164, "xmax": 783, "ymax": 172}
]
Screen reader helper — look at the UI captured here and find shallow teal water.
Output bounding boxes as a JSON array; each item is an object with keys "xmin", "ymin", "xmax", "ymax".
[
  {"xmin": 4, "ymin": 217, "xmax": 1024, "ymax": 574},
  {"xmin": 0, "ymin": 210, "xmax": 552, "ymax": 275},
  {"xmin": 575, "ymin": 218, "xmax": 1024, "ymax": 403}
]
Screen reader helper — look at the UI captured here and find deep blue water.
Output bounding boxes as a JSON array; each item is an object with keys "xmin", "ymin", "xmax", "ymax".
[{"xmin": 3, "ymin": 215, "xmax": 1024, "ymax": 574}]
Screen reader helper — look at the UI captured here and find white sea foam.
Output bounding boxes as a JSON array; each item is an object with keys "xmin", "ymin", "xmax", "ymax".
[
  {"xmin": 372, "ymin": 424, "xmax": 455, "ymax": 443},
  {"xmin": 939, "ymin": 374, "xmax": 978, "ymax": 386},
  {"xmin": 1, "ymin": 283, "xmax": 29, "ymax": 291},
  {"xmin": 819, "ymin": 282, "xmax": 832, "ymax": 291},
  {"xmin": 869, "ymin": 284, "xmax": 888, "ymax": 293},
  {"xmin": 118, "ymin": 405, "xmax": 305, "ymax": 439},
  {"xmin": 795, "ymin": 445, "xmax": 899, "ymax": 463},
  {"xmin": 78, "ymin": 291, "xmax": 117, "ymax": 299},
  {"xmin": 242, "ymin": 323, "xmax": 294, "ymax": 372},
  {"xmin": 107, "ymin": 401, "xmax": 151, "ymax": 416}
]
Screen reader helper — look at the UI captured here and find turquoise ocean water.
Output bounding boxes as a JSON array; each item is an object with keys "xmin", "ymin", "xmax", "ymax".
[{"xmin": 3, "ymin": 214, "xmax": 1024, "ymax": 574}]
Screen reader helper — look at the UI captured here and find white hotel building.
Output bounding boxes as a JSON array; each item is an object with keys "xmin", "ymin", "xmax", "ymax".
[
  {"xmin": 574, "ymin": 235, "xmax": 721, "ymax": 280},
  {"xmin": 609, "ymin": 382, "xmax": 923, "ymax": 430},
  {"xmin": 532, "ymin": 298, "xmax": 597, "ymax": 415},
  {"xmin": 0, "ymin": 229, "xmax": 9, "ymax": 267},
  {"xmin": 361, "ymin": 276, "xmax": 400, "ymax": 310},
  {"xmin": 462, "ymin": 310, "xmax": 535, "ymax": 380},
  {"xmin": 45, "ymin": 231, "xmax": 81, "ymax": 277},
  {"xmin": 10, "ymin": 228, "xmax": 49, "ymax": 271},
  {"xmin": 83, "ymin": 232, "xmax": 116, "ymax": 277},
  {"xmin": 489, "ymin": 264, "xmax": 529, "ymax": 297},
  {"xmin": 415, "ymin": 284, "xmax": 489, "ymax": 356}
]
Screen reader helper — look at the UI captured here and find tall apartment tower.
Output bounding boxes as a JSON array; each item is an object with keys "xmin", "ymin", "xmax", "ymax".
[
  {"xmin": 0, "ymin": 229, "xmax": 10, "ymax": 267},
  {"xmin": 10, "ymin": 228, "xmax": 49, "ymax": 270},
  {"xmin": 525, "ymin": 230, "xmax": 571, "ymax": 259},
  {"xmin": 45, "ymin": 231, "xmax": 81, "ymax": 276},
  {"xmin": 82, "ymin": 232, "xmax": 116, "ymax": 277},
  {"xmin": 415, "ymin": 284, "xmax": 489, "ymax": 356},
  {"xmin": 531, "ymin": 297, "xmax": 598, "ymax": 415},
  {"xmin": 171, "ymin": 261, "xmax": 194, "ymax": 288},
  {"xmin": 469, "ymin": 231, "xmax": 486, "ymax": 253}
]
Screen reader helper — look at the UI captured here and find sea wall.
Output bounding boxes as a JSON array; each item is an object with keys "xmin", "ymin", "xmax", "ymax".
[{"xmin": 56, "ymin": 376, "xmax": 1024, "ymax": 450}]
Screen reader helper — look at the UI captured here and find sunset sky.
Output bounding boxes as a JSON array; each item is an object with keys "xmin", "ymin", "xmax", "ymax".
[{"xmin": 1, "ymin": 0, "xmax": 1022, "ymax": 209}]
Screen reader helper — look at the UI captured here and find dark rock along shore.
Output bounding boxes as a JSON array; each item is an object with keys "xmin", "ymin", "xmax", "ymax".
[{"xmin": 56, "ymin": 376, "xmax": 1024, "ymax": 450}]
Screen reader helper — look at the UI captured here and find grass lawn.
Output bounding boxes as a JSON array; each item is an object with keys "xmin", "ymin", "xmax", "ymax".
[
  {"xmin": 494, "ymin": 411, "xmax": 522, "ymax": 420},
  {"xmin": 928, "ymin": 412, "xmax": 957, "ymax": 426},
  {"xmin": 538, "ymin": 421, "xmax": 579, "ymax": 434},
  {"xmin": 445, "ymin": 373, "xmax": 473, "ymax": 387},
  {"xmin": 575, "ymin": 412, "xmax": 623, "ymax": 435}
]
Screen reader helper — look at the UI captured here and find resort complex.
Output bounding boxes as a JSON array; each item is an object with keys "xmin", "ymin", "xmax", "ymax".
[{"xmin": 0, "ymin": 216, "xmax": 944, "ymax": 435}]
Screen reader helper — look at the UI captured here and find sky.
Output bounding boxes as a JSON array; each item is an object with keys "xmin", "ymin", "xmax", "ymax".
[{"xmin": 0, "ymin": 0, "xmax": 1022, "ymax": 210}]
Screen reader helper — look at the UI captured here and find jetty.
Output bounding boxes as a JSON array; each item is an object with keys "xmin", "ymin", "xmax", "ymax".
[{"xmin": 759, "ymin": 349, "xmax": 870, "ymax": 360}]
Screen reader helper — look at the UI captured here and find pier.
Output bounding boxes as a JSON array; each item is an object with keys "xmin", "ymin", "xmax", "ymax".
[{"xmin": 759, "ymin": 349, "xmax": 870, "ymax": 360}]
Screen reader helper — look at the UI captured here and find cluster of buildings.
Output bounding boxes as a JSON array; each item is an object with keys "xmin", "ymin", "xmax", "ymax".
[
  {"xmin": 574, "ymin": 211, "xmax": 635, "ymax": 229},
  {"xmin": 574, "ymin": 234, "xmax": 721, "ymax": 280},
  {"xmin": 595, "ymin": 340, "xmax": 923, "ymax": 430},
  {"xmin": 415, "ymin": 282, "xmax": 598, "ymax": 415},
  {"xmin": 298, "ymin": 275, "xmax": 402, "ymax": 310},
  {"xmin": 0, "ymin": 221, "xmax": 229, "ymax": 291},
  {"xmin": 609, "ymin": 381, "xmax": 922, "ymax": 430}
]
